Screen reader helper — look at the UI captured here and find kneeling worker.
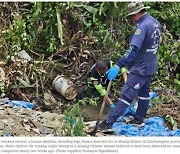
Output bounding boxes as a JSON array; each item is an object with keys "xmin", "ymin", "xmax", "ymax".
[{"xmin": 87, "ymin": 60, "xmax": 127, "ymax": 108}]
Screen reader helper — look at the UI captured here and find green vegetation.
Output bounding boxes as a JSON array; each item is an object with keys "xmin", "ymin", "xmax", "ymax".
[
  {"xmin": 0, "ymin": 2, "xmax": 179, "ymax": 135},
  {"xmin": 1, "ymin": 2, "xmax": 179, "ymax": 89},
  {"xmin": 62, "ymin": 103, "xmax": 85, "ymax": 136}
]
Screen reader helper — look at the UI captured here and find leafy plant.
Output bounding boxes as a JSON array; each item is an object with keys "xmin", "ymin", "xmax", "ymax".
[
  {"xmin": 165, "ymin": 114, "xmax": 177, "ymax": 130},
  {"xmin": 62, "ymin": 103, "xmax": 85, "ymax": 136},
  {"xmin": 78, "ymin": 97, "xmax": 100, "ymax": 106}
]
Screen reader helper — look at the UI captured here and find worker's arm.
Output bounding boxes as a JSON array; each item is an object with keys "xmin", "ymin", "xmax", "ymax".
[
  {"xmin": 104, "ymin": 95, "xmax": 113, "ymax": 105},
  {"xmin": 122, "ymin": 72, "xmax": 127, "ymax": 83},
  {"xmin": 121, "ymin": 67, "xmax": 128, "ymax": 83},
  {"xmin": 116, "ymin": 45, "xmax": 139, "ymax": 69},
  {"xmin": 93, "ymin": 82, "xmax": 106, "ymax": 96},
  {"xmin": 93, "ymin": 82, "xmax": 113, "ymax": 105},
  {"xmin": 107, "ymin": 45, "xmax": 139, "ymax": 81}
]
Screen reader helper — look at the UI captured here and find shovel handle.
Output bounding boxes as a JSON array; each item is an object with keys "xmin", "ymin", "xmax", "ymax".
[{"xmin": 89, "ymin": 81, "xmax": 112, "ymax": 136}]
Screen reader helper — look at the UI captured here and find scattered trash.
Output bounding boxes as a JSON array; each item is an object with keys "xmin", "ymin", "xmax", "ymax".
[
  {"xmin": 122, "ymin": 92, "xmax": 157, "ymax": 117},
  {"xmin": 52, "ymin": 75, "xmax": 77, "ymax": 100},
  {"xmin": 140, "ymin": 117, "xmax": 180, "ymax": 136},
  {"xmin": 4, "ymin": 99, "xmax": 35, "ymax": 109},
  {"xmin": 17, "ymin": 50, "xmax": 32, "ymax": 61},
  {"xmin": 38, "ymin": 126, "xmax": 54, "ymax": 134},
  {"xmin": 113, "ymin": 122, "xmax": 140, "ymax": 136},
  {"xmin": 122, "ymin": 101, "xmax": 136, "ymax": 116},
  {"xmin": 149, "ymin": 92, "xmax": 157, "ymax": 99},
  {"xmin": 113, "ymin": 114, "xmax": 180, "ymax": 136},
  {"xmin": 112, "ymin": 92, "xmax": 180, "ymax": 136},
  {"xmin": 0, "ymin": 103, "xmax": 65, "ymax": 136},
  {"xmin": 3, "ymin": 133, "xmax": 13, "ymax": 137},
  {"xmin": 66, "ymin": 115, "xmax": 77, "ymax": 127}
]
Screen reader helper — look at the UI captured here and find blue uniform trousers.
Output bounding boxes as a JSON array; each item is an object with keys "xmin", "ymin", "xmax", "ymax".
[{"xmin": 106, "ymin": 73, "xmax": 152, "ymax": 125}]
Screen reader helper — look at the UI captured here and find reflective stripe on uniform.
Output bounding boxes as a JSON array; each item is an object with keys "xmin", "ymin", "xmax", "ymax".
[
  {"xmin": 90, "ymin": 64, "xmax": 96, "ymax": 71},
  {"xmin": 90, "ymin": 77, "xmax": 97, "ymax": 81},
  {"xmin": 110, "ymin": 60, "xmax": 113, "ymax": 68},
  {"xmin": 139, "ymin": 96, "xmax": 150, "ymax": 100},
  {"xmin": 88, "ymin": 77, "xmax": 98, "ymax": 87},
  {"xmin": 119, "ymin": 98, "xmax": 130, "ymax": 106}
]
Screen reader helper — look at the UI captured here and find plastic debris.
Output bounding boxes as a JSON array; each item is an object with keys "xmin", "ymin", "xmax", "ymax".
[
  {"xmin": 149, "ymin": 91, "xmax": 157, "ymax": 99},
  {"xmin": 17, "ymin": 50, "xmax": 32, "ymax": 61},
  {"xmin": 122, "ymin": 92, "xmax": 158, "ymax": 117},
  {"xmin": 66, "ymin": 115, "xmax": 77, "ymax": 127},
  {"xmin": 113, "ymin": 116, "xmax": 180, "ymax": 137},
  {"xmin": 3, "ymin": 133, "xmax": 13, "ymax": 137},
  {"xmin": 122, "ymin": 101, "xmax": 136, "ymax": 116},
  {"xmin": 52, "ymin": 75, "xmax": 77, "ymax": 100},
  {"xmin": 113, "ymin": 122, "xmax": 140, "ymax": 136},
  {"xmin": 4, "ymin": 99, "xmax": 35, "ymax": 109},
  {"xmin": 112, "ymin": 92, "xmax": 180, "ymax": 136}
]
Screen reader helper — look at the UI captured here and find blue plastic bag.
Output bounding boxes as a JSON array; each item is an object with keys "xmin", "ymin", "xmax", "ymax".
[
  {"xmin": 3, "ymin": 133, "xmax": 13, "ymax": 137},
  {"xmin": 122, "ymin": 101, "xmax": 136, "ymax": 116},
  {"xmin": 113, "ymin": 116, "xmax": 180, "ymax": 137},
  {"xmin": 149, "ymin": 92, "xmax": 157, "ymax": 99},
  {"xmin": 4, "ymin": 100, "xmax": 35, "ymax": 109},
  {"xmin": 122, "ymin": 92, "xmax": 157, "ymax": 117},
  {"xmin": 113, "ymin": 122, "xmax": 140, "ymax": 136}
]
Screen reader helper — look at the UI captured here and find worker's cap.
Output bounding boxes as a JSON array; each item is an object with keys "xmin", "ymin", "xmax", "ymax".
[{"xmin": 127, "ymin": 2, "xmax": 150, "ymax": 17}]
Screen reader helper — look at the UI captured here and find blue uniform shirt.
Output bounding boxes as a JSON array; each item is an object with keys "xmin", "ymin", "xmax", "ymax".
[
  {"xmin": 117, "ymin": 13, "xmax": 161, "ymax": 76},
  {"xmin": 129, "ymin": 13, "xmax": 161, "ymax": 76}
]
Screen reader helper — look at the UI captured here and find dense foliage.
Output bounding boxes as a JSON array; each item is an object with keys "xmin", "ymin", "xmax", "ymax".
[{"xmin": 1, "ymin": 2, "xmax": 179, "ymax": 90}]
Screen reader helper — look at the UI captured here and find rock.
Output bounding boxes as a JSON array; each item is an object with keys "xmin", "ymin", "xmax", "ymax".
[
  {"xmin": 23, "ymin": 119, "xmax": 29, "ymax": 123},
  {"xmin": 2, "ymin": 104, "xmax": 13, "ymax": 107},
  {"xmin": 0, "ymin": 103, "xmax": 64, "ymax": 136},
  {"xmin": 44, "ymin": 92, "xmax": 57, "ymax": 105},
  {"xmin": 24, "ymin": 124, "xmax": 31, "ymax": 132},
  {"xmin": 38, "ymin": 126, "xmax": 54, "ymax": 134},
  {"xmin": 0, "ymin": 98, "xmax": 9, "ymax": 104},
  {"xmin": 0, "ymin": 122, "xmax": 5, "ymax": 130},
  {"xmin": 5, "ymin": 118, "xmax": 15, "ymax": 126},
  {"xmin": 40, "ymin": 112, "xmax": 55, "ymax": 120},
  {"xmin": 0, "ymin": 67, "xmax": 5, "ymax": 80},
  {"xmin": 7, "ymin": 108, "xmax": 15, "ymax": 115},
  {"xmin": 43, "ymin": 120, "xmax": 62, "ymax": 129},
  {"xmin": 32, "ymin": 128, "xmax": 40, "ymax": 134},
  {"xmin": 0, "ymin": 110, "xmax": 4, "ymax": 116},
  {"xmin": 54, "ymin": 114, "xmax": 65, "ymax": 121},
  {"xmin": 2, "ymin": 119, "xmax": 9, "ymax": 125}
]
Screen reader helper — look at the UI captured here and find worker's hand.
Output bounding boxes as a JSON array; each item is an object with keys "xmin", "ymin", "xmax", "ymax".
[
  {"xmin": 107, "ymin": 65, "xmax": 120, "ymax": 81},
  {"xmin": 109, "ymin": 103, "xmax": 115, "ymax": 108}
]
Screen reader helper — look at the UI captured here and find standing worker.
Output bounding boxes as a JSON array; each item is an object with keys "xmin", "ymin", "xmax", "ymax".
[{"xmin": 98, "ymin": 2, "xmax": 161, "ymax": 129}]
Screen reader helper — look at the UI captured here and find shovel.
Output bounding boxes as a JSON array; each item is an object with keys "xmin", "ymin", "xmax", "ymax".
[
  {"xmin": 87, "ymin": 71, "xmax": 127, "ymax": 136},
  {"xmin": 87, "ymin": 80, "xmax": 112, "ymax": 136}
]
